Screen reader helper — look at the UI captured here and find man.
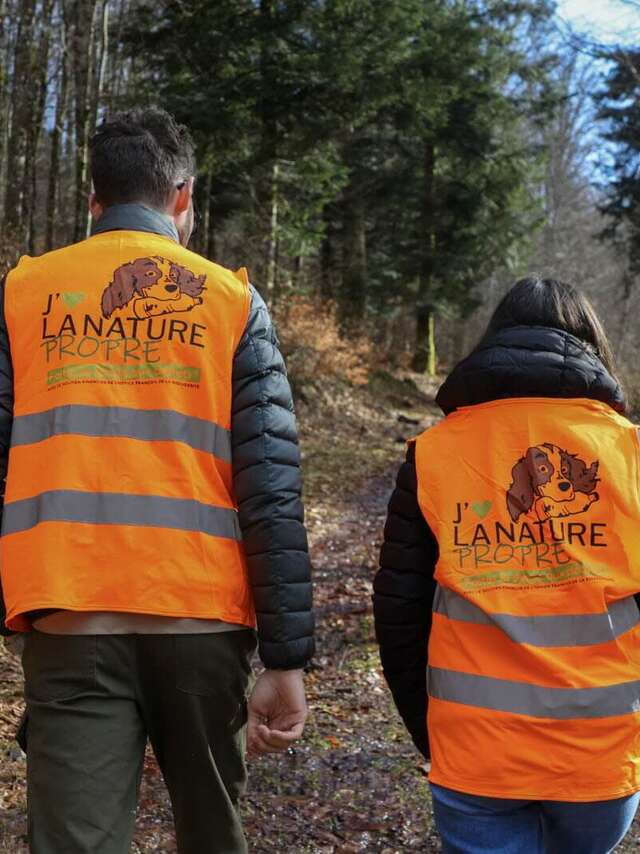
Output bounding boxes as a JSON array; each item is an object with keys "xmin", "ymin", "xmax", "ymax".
[{"xmin": 0, "ymin": 108, "xmax": 314, "ymax": 854}]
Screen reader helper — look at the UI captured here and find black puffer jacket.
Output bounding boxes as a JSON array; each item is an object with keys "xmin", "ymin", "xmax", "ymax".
[
  {"xmin": 0, "ymin": 277, "xmax": 12, "ymax": 637},
  {"xmin": 232, "ymin": 286, "xmax": 314, "ymax": 669},
  {"xmin": 0, "ymin": 270, "xmax": 314, "ymax": 670},
  {"xmin": 373, "ymin": 326, "xmax": 626, "ymax": 758}
]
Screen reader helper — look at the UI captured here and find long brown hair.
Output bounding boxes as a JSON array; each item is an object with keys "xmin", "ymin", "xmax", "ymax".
[{"xmin": 481, "ymin": 277, "xmax": 617, "ymax": 375}]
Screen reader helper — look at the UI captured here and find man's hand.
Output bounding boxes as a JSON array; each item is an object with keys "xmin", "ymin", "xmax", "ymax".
[
  {"xmin": 247, "ymin": 669, "xmax": 308, "ymax": 756},
  {"xmin": 2, "ymin": 634, "xmax": 25, "ymax": 657}
]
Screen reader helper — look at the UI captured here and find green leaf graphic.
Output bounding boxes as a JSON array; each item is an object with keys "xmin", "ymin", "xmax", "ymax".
[
  {"xmin": 471, "ymin": 500, "xmax": 492, "ymax": 519},
  {"xmin": 62, "ymin": 292, "xmax": 86, "ymax": 308}
]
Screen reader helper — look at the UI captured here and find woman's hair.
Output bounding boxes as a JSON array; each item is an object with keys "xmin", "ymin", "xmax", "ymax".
[{"xmin": 481, "ymin": 276, "xmax": 616, "ymax": 374}]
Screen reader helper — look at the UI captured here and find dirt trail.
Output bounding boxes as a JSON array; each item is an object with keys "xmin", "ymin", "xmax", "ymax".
[
  {"xmin": 242, "ymin": 466, "xmax": 442, "ymax": 854},
  {"xmin": 240, "ymin": 376, "xmax": 443, "ymax": 852}
]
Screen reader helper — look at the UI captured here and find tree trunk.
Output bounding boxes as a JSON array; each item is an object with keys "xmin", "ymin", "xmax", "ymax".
[
  {"xmin": 3, "ymin": 0, "xmax": 37, "ymax": 242},
  {"xmin": 265, "ymin": 160, "xmax": 279, "ymax": 300},
  {"xmin": 0, "ymin": 0, "xmax": 15, "ymax": 229},
  {"xmin": 25, "ymin": 0, "xmax": 55, "ymax": 253},
  {"xmin": 83, "ymin": 0, "xmax": 108, "ymax": 238},
  {"xmin": 60, "ymin": 58, "xmax": 75, "ymax": 247},
  {"xmin": 427, "ymin": 311, "xmax": 436, "ymax": 376},
  {"xmin": 69, "ymin": 0, "xmax": 99, "ymax": 243},
  {"xmin": 95, "ymin": 0, "xmax": 109, "ymax": 116},
  {"xmin": 202, "ymin": 168, "xmax": 219, "ymax": 261},
  {"xmin": 291, "ymin": 254, "xmax": 303, "ymax": 292},
  {"xmin": 339, "ymin": 188, "xmax": 367, "ymax": 328},
  {"xmin": 320, "ymin": 207, "xmax": 337, "ymax": 300},
  {"xmin": 107, "ymin": 0, "xmax": 128, "ymax": 108},
  {"xmin": 616, "ymin": 269, "xmax": 635, "ymax": 364},
  {"xmin": 258, "ymin": 0, "xmax": 280, "ymax": 302},
  {"xmin": 46, "ymin": 3, "xmax": 68, "ymax": 251},
  {"xmin": 412, "ymin": 140, "xmax": 436, "ymax": 374},
  {"xmin": 206, "ymin": 201, "xmax": 218, "ymax": 261}
]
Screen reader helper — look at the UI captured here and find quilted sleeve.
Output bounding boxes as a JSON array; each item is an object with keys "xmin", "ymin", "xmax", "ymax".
[
  {"xmin": 373, "ymin": 443, "xmax": 438, "ymax": 757},
  {"xmin": 0, "ymin": 276, "xmax": 15, "ymax": 635},
  {"xmin": 231, "ymin": 285, "xmax": 314, "ymax": 669}
]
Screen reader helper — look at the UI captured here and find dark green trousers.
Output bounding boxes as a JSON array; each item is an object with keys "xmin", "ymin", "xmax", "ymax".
[{"xmin": 21, "ymin": 629, "xmax": 257, "ymax": 854}]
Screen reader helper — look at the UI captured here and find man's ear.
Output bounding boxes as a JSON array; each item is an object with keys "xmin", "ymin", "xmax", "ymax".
[
  {"xmin": 174, "ymin": 177, "xmax": 194, "ymax": 215},
  {"xmin": 89, "ymin": 191, "xmax": 104, "ymax": 221}
]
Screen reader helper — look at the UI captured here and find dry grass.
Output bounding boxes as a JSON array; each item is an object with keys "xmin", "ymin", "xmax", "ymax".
[{"xmin": 276, "ymin": 297, "xmax": 373, "ymax": 388}]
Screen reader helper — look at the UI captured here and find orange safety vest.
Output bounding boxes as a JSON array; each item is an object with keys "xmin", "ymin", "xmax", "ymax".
[
  {"xmin": 1, "ymin": 230, "xmax": 255, "ymax": 632},
  {"xmin": 414, "ymin": 397, "xmax": 640, "ymax": 801}
]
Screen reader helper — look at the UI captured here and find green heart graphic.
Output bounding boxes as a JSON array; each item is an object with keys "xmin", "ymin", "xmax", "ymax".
[
  {"xmin": 62, "ymin": 292, "xmax": 85, "ymax": 308},
  {"xmin": 471, "ymin": 500, "xmax": 492, "ymax": 519}
]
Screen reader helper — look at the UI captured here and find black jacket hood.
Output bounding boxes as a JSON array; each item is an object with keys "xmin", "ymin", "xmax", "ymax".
[{"xmin": 436, "ymin": 325, "xmax": 626, "ymax": 417}]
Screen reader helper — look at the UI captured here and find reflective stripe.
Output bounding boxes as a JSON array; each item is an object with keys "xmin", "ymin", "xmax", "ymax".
[
  {"xmin": 11, "ymin": 405, "xmax": 232, "ymax": 462},
  {"xmin": 433, "ymin": 585, "xmax": 640, "ymax": 647},
  {"xmin": 1, "ymin": 490, "xmax": 241, "ymax": 540},
  {"xmin": 428, "ymin": 666, "xmax": 640, "ymax": 719}
]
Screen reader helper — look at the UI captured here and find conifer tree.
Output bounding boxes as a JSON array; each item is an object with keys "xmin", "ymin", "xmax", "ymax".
[{"xmin": 598, "ymin": 48, "xmax": 640, "ymax": 272}]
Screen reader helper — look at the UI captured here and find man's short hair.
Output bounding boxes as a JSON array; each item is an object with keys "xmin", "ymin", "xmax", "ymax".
[{"xmin": 90, "ymin": 108, "xmax": 196, "ymax": 209}]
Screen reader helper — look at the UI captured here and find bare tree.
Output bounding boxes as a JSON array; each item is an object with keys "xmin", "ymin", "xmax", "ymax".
[
  {"xmin": 66, "ymin": 0, "xmax": 99, "ymax": 242},
  {"xmin": 46, "ymin": 1, "xmax": 69, "ymax": 250},
  {"xmin": 24, "ymin": 0, "xmax": 55, "ymax": 252},
  {"xmin": 0, "ymin": 0, "xmax": 18, "ymax": 229},
  {"xmin": 3, "ymin": 0, "xmax": 37, "ymax": 243}
]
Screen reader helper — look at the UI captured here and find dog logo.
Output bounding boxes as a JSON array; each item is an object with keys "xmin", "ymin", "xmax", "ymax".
[
  {"xmin": 507, "ymin": 444, "xmax": 599, "ymax": 522},
  {"xmin": 101, "ymin": 256, "xmax": 206, "ymax": 320}
]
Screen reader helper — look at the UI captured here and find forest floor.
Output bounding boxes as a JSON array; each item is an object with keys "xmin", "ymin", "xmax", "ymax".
[{"xmin": 3, "ymin": 369, "xmax": 640, "ymax": 852}]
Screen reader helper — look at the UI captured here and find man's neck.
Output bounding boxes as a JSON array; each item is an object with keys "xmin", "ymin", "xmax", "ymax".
[{"xmin": 91, "ymin": 203, "xmax": 179, "ymax": 243}]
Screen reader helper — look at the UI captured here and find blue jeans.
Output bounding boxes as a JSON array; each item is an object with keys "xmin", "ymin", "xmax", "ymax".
[{"xmin": 430, "ymin": 783, "xmax": 640, "ymax": 854}]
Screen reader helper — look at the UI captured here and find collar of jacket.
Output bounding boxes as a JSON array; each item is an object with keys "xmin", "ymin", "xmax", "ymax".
[
  {"xmin": 90, "ymin": 203, "xmax": 179, "ymax": 243},
  {"xmin": 436, "ymin": 325, "xmax": 626, "ymax": 416}
]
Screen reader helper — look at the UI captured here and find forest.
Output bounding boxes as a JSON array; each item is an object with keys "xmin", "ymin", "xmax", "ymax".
[
  {"xmin": 2, "ymin": 1, "xmax": 640, "ymax": 852},
  {"xmin": 0, "ymin": 0, "xmax": 637, "ymax": 383}
]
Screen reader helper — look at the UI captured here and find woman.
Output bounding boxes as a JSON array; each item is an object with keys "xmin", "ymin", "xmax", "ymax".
[{"xmin": 373, "ymin": 277, "xmax": 640, "ymax": 854}]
